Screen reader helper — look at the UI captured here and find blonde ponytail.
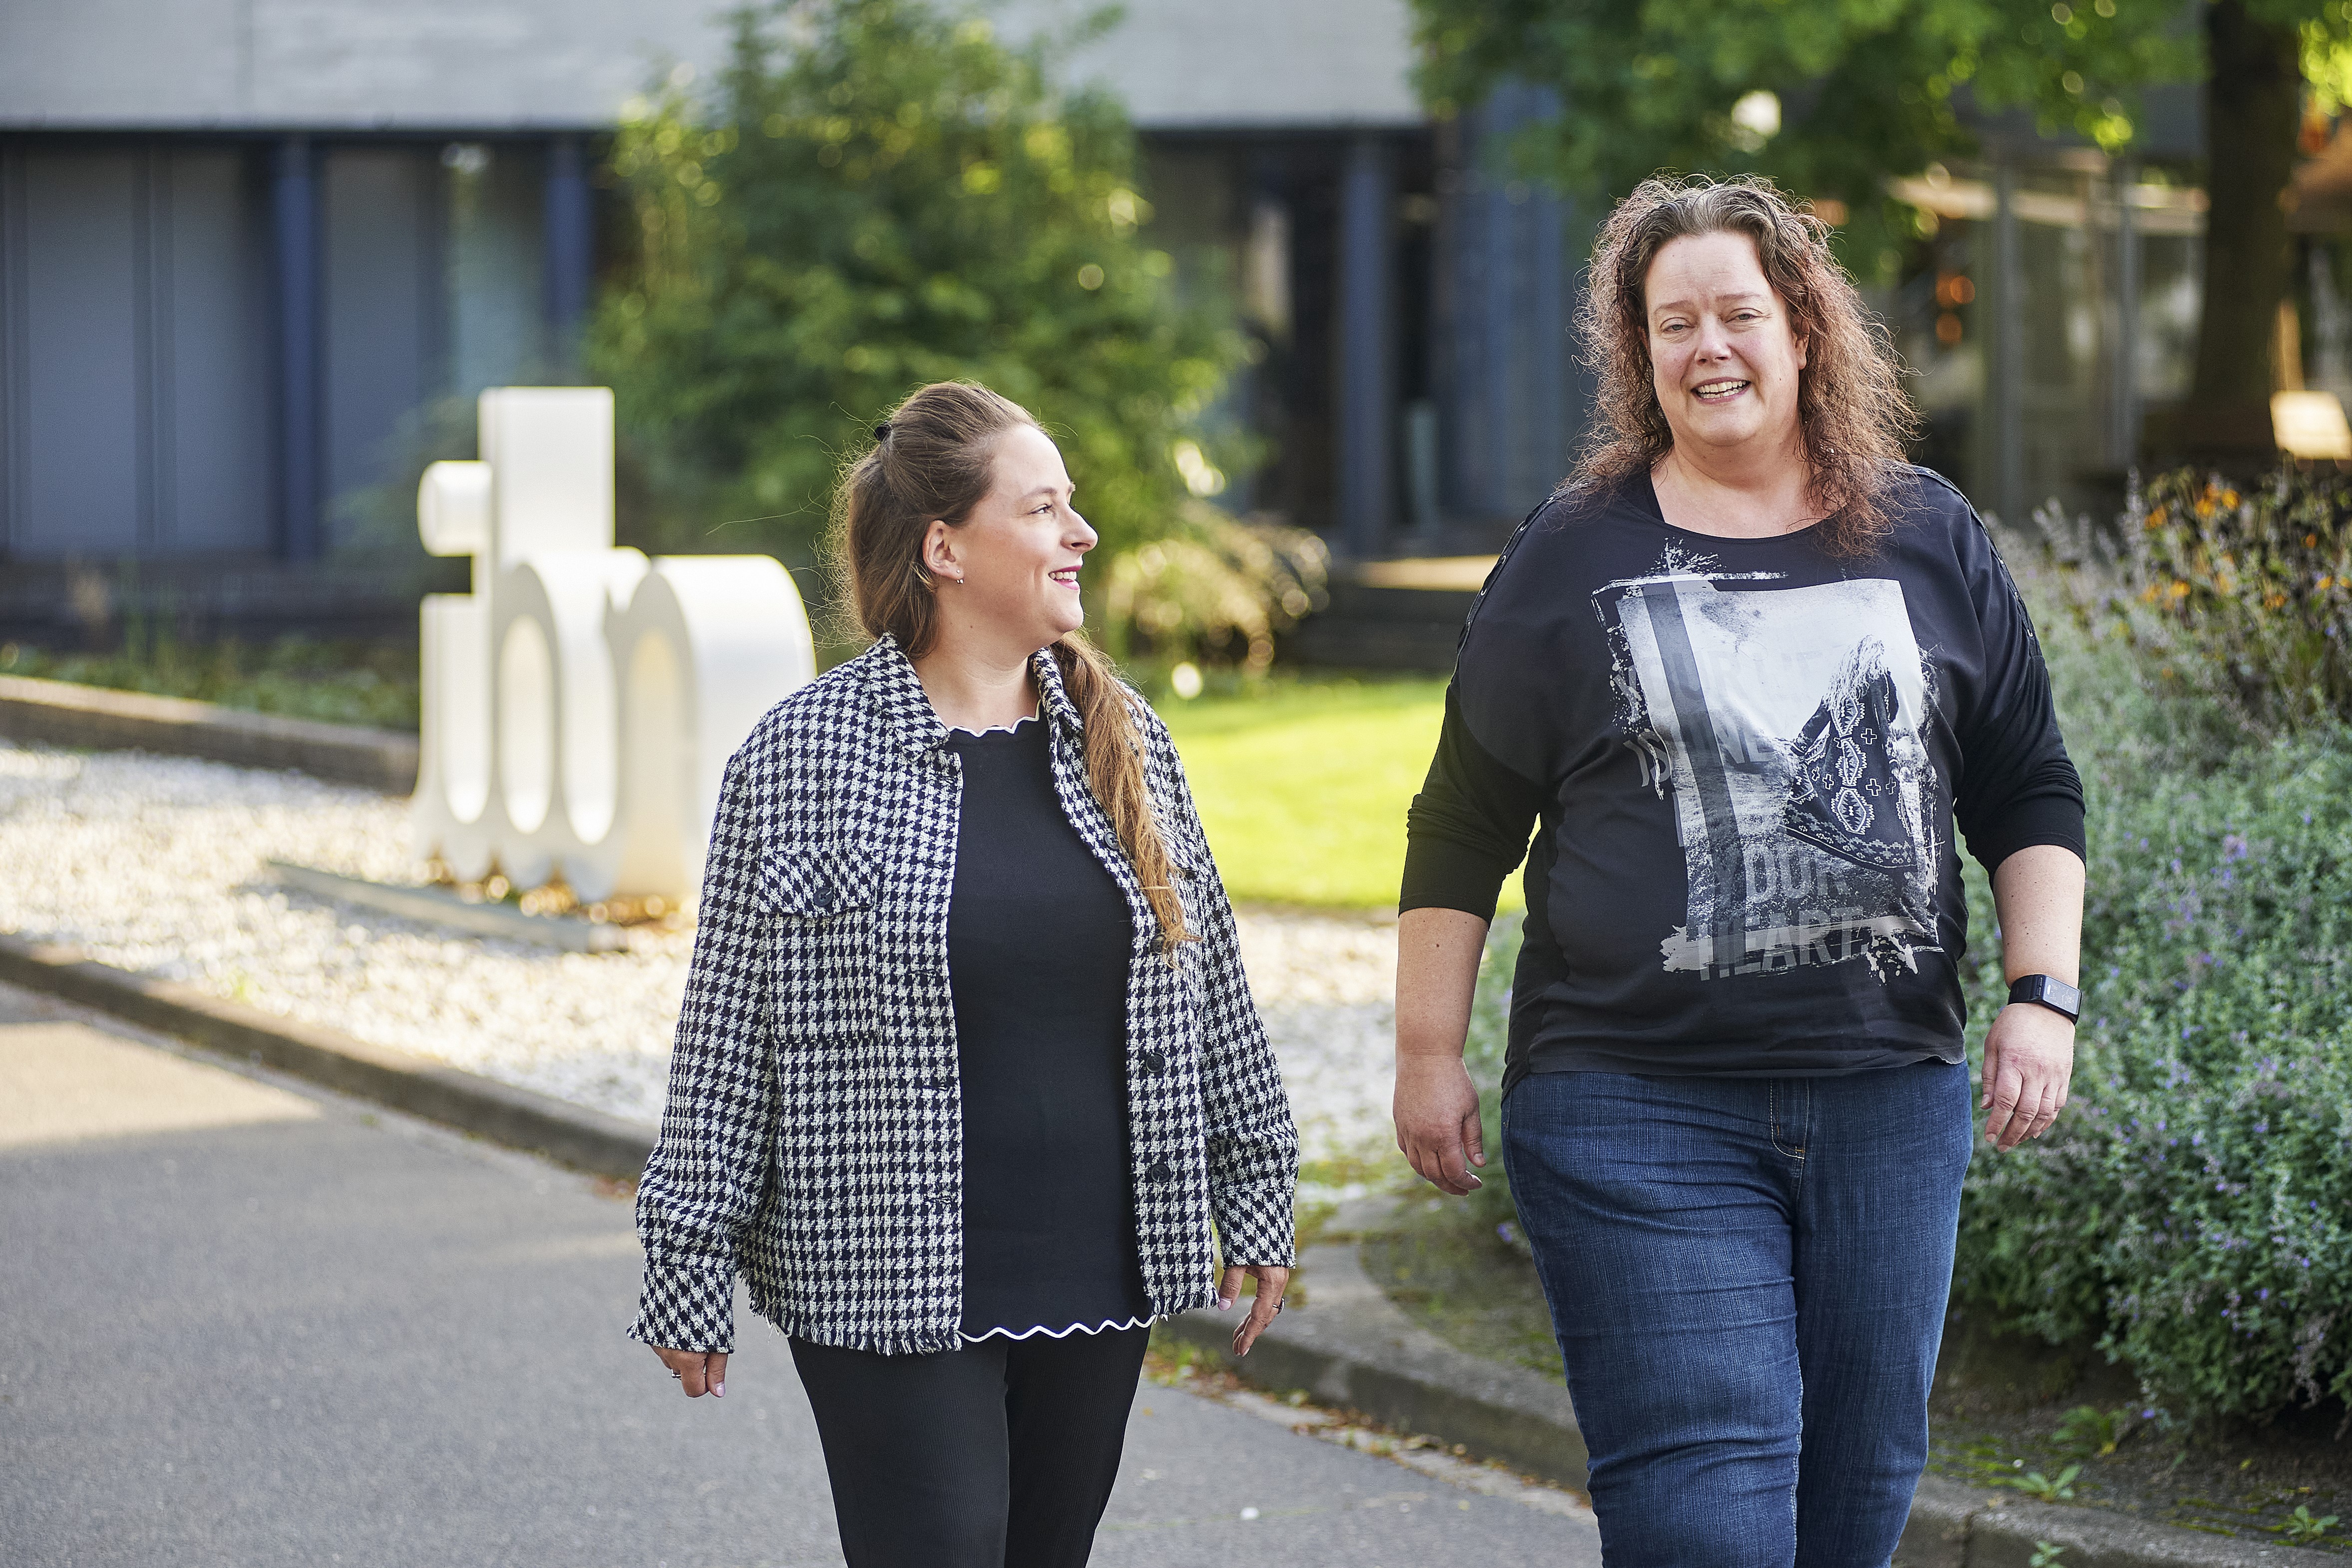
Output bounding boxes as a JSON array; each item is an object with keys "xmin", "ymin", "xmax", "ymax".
[{"xmin": 1050, "ymin": 632, "xmax": 1191, "ymax": 951}]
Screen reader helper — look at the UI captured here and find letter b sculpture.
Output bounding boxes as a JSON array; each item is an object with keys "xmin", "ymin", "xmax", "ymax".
[{"xmin": 412, "ymin": 387, "xmax": 814, "ymax": 904}]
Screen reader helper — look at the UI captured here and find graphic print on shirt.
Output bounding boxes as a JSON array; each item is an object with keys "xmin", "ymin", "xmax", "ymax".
[{"xmin": 1595, "ymin": 569, "xmax": 1941, "ymax": 982}]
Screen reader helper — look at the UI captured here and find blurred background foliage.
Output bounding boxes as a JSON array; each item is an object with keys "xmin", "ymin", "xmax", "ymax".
[
  {"xmin": 2114, "ymin": 468, "xmax": 2352, "ymax": 734},
  {"xmin": 591, "ymin": 0, "xmax": 1318, "ymax": 663},
  {"xmin": 1407, "ymin": 0, "xmax": 2352, "ymax": 432},
  {"xmin": 1101, "ymin": 502, "xmax": 1328, "ymax": 671},
  {"xmin": 1409, "ymin": 0, "xmax": 2205, "ymax": 274}
]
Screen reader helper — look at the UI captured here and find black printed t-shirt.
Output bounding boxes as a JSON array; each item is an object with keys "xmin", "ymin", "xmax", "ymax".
[
  {"xmin": 945, "ymin": 716, "xmax": 1154, "ymax": 1339},
  {"xmin": 1402, "ymin": 468, "xmax": 2085, "ymax": 1089}
]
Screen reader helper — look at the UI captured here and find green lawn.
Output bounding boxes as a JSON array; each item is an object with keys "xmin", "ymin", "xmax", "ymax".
[{"xmin": 1158, "ymin": 675, "xmax": 1522, "ymax": 911}]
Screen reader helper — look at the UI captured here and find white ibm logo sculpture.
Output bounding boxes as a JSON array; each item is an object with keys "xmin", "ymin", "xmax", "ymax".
[{"xmin": 412, "ymin": 387, "xmax": 814, "ymax": 904}]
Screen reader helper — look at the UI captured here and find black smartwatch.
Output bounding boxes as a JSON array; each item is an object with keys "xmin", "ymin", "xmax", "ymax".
[{"xmin": 2007, "ymin": 974, "xmax": 2081, "ymax": 1023}]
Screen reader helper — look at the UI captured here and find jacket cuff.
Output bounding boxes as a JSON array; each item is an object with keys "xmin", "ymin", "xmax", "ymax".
[
  {"xmin": 626, "ymin": 1261, "xmax": 737, "ymax": 1355},
  {"xmin": 1213, "ymin": 1182, "xmax": 1298, "ymax": 1268}
]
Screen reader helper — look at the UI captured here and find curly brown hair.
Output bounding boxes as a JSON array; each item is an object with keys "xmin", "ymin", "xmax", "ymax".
[{"xmin": 1569, "ymin": 174, "xmax": 1919, "ymax": 556}]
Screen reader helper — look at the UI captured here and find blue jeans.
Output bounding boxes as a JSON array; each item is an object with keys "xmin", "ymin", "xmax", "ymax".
[{"xmin": 1502, "ymin": 1062, "xmax": 1972, "ymax": 1568}]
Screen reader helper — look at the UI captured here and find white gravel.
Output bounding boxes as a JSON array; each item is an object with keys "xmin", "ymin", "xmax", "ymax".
[{"xmin": 0, "ymin": 742, "xmax": 1398, "ymax": 1174}]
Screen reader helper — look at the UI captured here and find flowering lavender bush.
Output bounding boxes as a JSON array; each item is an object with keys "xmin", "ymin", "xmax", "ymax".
[{"xmin": 1954, "ymin": 554, "xmax": 2352, "ymax": 1421}]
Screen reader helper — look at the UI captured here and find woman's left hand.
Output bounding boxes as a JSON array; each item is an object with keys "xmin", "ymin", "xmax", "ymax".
[
  {"xmin": 1219, "ymin": 1263, "xmax": 1290, "ymax": 1357},
  {"xmin": 1983, "ymin": 847, "xmax": 2085, "ymax": 1153},
  {"xmin": 1981, "ymin": 1002, "xmax": 2075, "ymax": 1152}
]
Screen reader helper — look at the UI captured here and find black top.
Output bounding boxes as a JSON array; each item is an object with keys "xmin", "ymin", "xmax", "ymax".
[
  {"xmin": 946, "ymin": 716, "xmax": 1153, "ymax": 1338},
  {"xmin": 1403, "ymin": 469, "xmax": 2086, "ymax": 1089}
]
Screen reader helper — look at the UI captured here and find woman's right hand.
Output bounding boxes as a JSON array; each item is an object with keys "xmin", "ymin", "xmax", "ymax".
[
  {"xmin": 652, "ymin": 1344, "xmax": 728, "ymax": 1397},
  {"xmin": 1395, "ymin": 1055, "xmax": 1486, "ymax": 1195},
  {"xmin": 1394, "ymin": 907, "xmax": 1491, "ymax": 1196}
]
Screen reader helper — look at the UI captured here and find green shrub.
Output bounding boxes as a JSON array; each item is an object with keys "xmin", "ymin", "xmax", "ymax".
[
  {"xmin": 1954, "ymin": 715, "xmax": 2352, "ymax": 1420},
  {"xmin": 1952, "ymin": 549, "xmax": 2352, "ymax": 1422},
  {"xmin": 1102, "ymin": 504, "xmax": 1327, "ymax": 671},
  {"xmin": 592, "ymin": 0, "xmax": 1258, "ymax": 656}
]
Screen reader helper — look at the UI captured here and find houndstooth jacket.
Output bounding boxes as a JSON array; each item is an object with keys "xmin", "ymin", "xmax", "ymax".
[{"xmin": 627, "ymin": 635, "xmax": 1298, "ymax": 1357}]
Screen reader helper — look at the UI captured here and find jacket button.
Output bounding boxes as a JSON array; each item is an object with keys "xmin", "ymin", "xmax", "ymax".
[
  {"xmin": 1145, "ymin": 1161, "xmax": 1170, "ymax": 1182},
  {"xmin": 1140, "ymin": 1050, "xmax": 1166, "ymax": 1075}
]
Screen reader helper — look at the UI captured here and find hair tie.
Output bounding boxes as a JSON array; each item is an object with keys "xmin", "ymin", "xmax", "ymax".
[{"xmin": 873, "ymin": 422, "xmax": 891, "ymax": 442}]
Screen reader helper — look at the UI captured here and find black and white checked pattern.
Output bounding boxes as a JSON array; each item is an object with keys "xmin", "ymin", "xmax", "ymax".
[{"xmin": 628, "ymin": 636, "xmax": 1299, "ymax": 1356}]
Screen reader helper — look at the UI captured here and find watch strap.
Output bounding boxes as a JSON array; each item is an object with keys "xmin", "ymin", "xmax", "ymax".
[{"xmin": 2007, "ymin": 973, "xmax": 2081, "ymax": 1022}]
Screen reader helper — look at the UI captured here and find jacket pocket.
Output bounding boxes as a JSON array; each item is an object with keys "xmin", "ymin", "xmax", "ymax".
[
  {"xmin": 760, "ymin": 843, "xmax": 878, "ymax": 921},
  {"xmin": 761, "ymin": 844, "xmax": 880, "ymax": 1039}
]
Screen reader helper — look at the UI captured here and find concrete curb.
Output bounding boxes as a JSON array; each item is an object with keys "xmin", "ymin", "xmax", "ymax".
[
  {"xmin": 1165, "ymin": 1202, "xmax": 2327, "ymax": 1567},
  {"xmin": 0, "ymin": 674, "xmax": 418, "ymax": 795},
  {"xmin": 1901, "ymin": 1476, "xmax": 2330, "ymax": 1566},
  {"xmin": 0, "ymin": 933, "xmax": 654, "ymax": 1181},
  {"xmin": 1161, "ymin": 1199, "xmax": 1587, "ymax": 1492}
]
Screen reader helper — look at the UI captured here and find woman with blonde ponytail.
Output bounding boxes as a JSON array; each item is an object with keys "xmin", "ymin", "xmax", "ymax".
[{"xmin": 628, "ymin": 382, "xmax": 1298, "ymax": 1568}]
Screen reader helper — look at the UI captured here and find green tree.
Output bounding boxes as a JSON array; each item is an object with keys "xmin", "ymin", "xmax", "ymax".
[
  {"xmin": 591, "ymin": 0, "xmax": 1244, "ymax": 581},
  {"xmin": 1410, "ymin": 0, "xmax": 2352, "ymax": 456}
]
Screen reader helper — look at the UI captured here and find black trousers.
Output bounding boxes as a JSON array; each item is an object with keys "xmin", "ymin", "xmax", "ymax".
[{"xmin": 789, "ymin": 1324, "xmax": 1150, "ymax": 1568}]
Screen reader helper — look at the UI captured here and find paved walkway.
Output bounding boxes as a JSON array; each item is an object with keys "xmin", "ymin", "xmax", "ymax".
[{"xmin": 0, "ymin": 983, "xmax": 1598, "ymax": 1567}]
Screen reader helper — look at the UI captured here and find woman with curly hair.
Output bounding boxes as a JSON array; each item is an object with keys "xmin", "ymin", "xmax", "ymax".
[{"xmin": 1393, "ymin": 176, "xmax": 2086, "ymax": 1563}]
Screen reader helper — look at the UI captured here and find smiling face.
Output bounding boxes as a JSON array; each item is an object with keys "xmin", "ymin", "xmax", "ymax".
[
  {"xmin": 1644, "ymin": 229, "xmax": 1809, "ymax": 462},
  {"xmin": 921, "ymin": 422, "xmax": 1096, "ymax": 652}
]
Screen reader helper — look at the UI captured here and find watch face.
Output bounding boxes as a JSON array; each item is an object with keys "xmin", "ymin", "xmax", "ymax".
[{"xmin": 2012, "ymin": 974, "xmax": 2080, "ymax": 1020}]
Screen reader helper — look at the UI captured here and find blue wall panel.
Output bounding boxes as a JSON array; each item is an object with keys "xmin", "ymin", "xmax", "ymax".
[
  {"xmin": 163, "ymin": 148, "xmax": 272, "ymax": 552},
  {"xmin": 14, "ymin": 149, "xmax": 144, "ymax": 557},
  {"xmin": 0, "ymin": 141, "xmax": 273, "ymax": 560},
  {"xmin": 323, "ymin": 145, "xmax": 438, "ymax": 542}
]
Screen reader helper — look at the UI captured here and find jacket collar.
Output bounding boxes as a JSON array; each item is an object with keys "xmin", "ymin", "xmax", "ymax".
[
  {"xmin": 856, "ymin": 634, "xmax": 1086, "ymax": 757},
  {"xmin": 1029, "ymin": 642, "xmax": 1087, "ymax": 740}
]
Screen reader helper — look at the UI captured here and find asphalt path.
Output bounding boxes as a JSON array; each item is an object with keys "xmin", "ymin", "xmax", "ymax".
[{"xmin": 0, "ymin": 982, "xmax": 1598, "ymax": 1567}]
